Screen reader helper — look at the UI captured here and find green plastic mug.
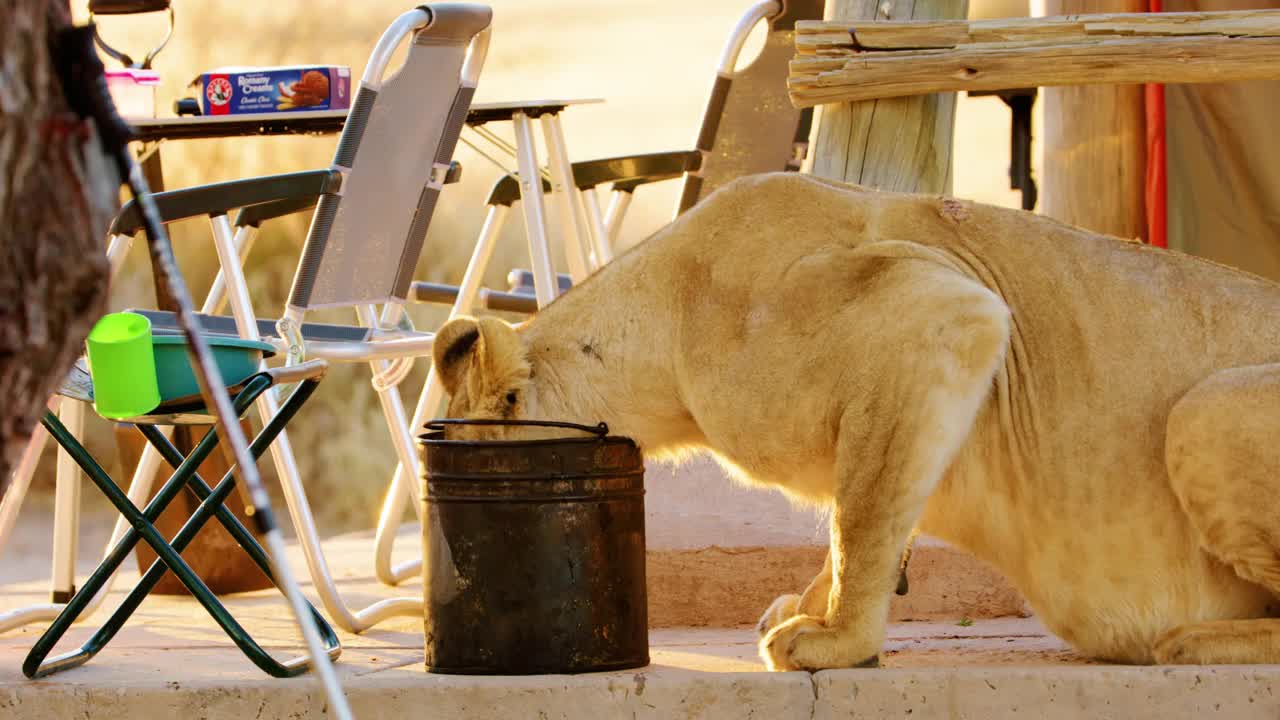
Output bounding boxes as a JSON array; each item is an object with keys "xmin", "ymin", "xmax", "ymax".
[{"xmin": 85, "ymin": 311, "xmax": 162, "ymax": 419}]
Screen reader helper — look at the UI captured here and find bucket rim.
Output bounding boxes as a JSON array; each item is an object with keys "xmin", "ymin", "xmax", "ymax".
[{"xmin": 417, "ymin": 429, "xmax": 638, "ymax": 450}]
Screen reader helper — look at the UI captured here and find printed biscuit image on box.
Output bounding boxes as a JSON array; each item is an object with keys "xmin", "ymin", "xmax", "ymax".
[{"xmin": 193, "ymin": 66, "xmax": 351, "ymax": 115}]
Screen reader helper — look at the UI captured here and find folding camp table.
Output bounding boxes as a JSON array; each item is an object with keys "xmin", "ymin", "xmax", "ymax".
[{"xmin": 126, "ymin": 96, "xmax": 605, "ymax": 285}]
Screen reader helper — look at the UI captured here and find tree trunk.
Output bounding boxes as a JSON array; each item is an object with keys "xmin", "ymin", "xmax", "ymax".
[{"xmin": 0, "ymin": 0, "xmax": 114, "ymax": 491}]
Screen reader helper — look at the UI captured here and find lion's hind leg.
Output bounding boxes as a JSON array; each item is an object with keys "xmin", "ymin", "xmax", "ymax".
[{"xmin": 1156, "ymin": 364, "xmax": 1280, "ymax": 664}]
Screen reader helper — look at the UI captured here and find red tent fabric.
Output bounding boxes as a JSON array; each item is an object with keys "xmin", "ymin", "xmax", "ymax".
[{"xmin": 1144, "ymin": 0, "xmax": 1167, "ymax": 248}]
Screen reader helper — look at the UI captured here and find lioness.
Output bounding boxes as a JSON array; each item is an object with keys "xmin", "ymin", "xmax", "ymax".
[{"xmin": 432, "ymin": 172, "xmax": 1280, "ymax": 671}]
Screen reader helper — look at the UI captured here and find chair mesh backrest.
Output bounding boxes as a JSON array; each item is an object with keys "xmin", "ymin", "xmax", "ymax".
[
  {"xmin": 288, "ymin": 4, "xmax": 491, "ymax": 310},
  {"xmin": 677, "ymin": 0, "xmax": 822, "ymax": 213}
]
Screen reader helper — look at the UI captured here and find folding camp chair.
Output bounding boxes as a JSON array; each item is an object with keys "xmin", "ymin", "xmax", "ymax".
[
  {"xmin": 0, "ymin": 3, "xmax": 495, "ymax": 636},
  {"xmin": 368, "ymin": 0, "xmax": 825, "ymax": 588},
  {"xmin": 22, "ymin": 355, "xmax": 341, "ymax": 679}
]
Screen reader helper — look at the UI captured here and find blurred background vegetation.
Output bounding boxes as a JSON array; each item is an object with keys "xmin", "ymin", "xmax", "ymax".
[{"xmin": 45, "ymin": 0, "xmax": 1033, "ymax": 535}]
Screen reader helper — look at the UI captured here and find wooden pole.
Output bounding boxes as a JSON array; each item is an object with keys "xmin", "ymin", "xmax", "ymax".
[
  {"xmin": 807, "ymin": 0, "xmax": 969, "ymax": 194},
  {"xmin": 1043, "ymin": 0, "xmax": 1147, "ymax": 239}
]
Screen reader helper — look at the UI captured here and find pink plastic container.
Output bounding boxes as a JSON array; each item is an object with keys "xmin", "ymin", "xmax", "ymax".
[{"xmin": 106, "ymin": 68, "xmax": 161, "ymax": 118}]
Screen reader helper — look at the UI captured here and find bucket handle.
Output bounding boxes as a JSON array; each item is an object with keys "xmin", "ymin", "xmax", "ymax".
[{"xmin": 425, "ymin": 418, "xmax": 609, "ymax": 436}]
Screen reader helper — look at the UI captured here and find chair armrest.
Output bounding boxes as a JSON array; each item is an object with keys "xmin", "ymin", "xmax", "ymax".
[
  {"xmin": 109, "ymin": 169, "xmax": 342, "ymax": 236},
  {"xmin": 232, "ymin": 193, "xmax": 323, "ymax": 229},
  {"xmin": 263, "ymin": 359, "xmax": 329, "ymax": 385},
  {"xmin": 231, "ymin": 161, "xmax": 463, "ymax": 228},
  {"xmin": 409, "ymin": 281, "xmax": 539, "ymax": 315},
  {"xmin": 484, "ymin": 151, "xmax": 701, "ymax": 207}
]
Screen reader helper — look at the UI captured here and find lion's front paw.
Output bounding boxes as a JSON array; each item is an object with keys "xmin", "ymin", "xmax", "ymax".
[
  {"xmin": 759, "ymin": 616, "xmax": 880, "ymax": 671},
  {"xmin": 757, "ymin": 594, "xmax": 801, "ymax": 638}
]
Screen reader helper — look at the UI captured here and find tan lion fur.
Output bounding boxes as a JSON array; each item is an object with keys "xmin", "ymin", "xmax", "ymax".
[{"xmin": 433, "ymin": 172, "xmax": 1280, "ymax": 671}]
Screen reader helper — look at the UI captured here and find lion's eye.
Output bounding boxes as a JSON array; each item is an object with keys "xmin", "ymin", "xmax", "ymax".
[{"xmin": 505, "ymin": 391, "xmax": 518, "ymax": 405}]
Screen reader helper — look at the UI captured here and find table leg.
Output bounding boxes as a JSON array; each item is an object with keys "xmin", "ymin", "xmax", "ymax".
[
  {"xmin": 539, "ymin": 112, "xmax": 594, "ymax": 281},
  {"xmin": 510, "ymin": 112, "xmax": 558, "ymax": 307}
]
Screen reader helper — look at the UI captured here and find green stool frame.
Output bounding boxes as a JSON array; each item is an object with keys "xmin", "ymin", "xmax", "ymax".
[{"xmin": 23, "ymin": 360, "xmax": 341, "ymax": 679}]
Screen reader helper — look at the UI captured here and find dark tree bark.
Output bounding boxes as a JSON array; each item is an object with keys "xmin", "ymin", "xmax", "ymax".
[{"xmin": 1, "ymin": 0, "xmax": 114, "ymax": 491}]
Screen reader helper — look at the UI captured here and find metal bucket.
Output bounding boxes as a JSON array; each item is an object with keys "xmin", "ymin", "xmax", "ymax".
[{"xmin": 417, "ymin": 419, "xmax": 649, "ymax": 675}]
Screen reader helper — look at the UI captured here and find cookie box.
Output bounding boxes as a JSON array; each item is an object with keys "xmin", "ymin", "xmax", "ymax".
[{"xmin": 192, "ymin": 65, "xmax": 351, "ymax": 115}]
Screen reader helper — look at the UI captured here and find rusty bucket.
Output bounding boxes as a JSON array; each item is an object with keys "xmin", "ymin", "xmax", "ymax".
[{"xmin": 417, "ymin": 419, "xmax": 649, "ymax": 675}]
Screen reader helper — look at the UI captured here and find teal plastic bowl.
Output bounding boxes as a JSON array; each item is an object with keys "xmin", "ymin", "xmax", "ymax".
[{"xmin": 151, "ymin": 334, "xmax": 277, "ymax": 402}]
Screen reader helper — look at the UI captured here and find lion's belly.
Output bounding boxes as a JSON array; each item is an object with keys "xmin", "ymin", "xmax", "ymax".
[
  {"xmin": 1015, "ymin": 530, "xmax": 1273, "ymax": 663},
  {"xmin": 922, "ymin": 440, "xmax": 1276, "ymax": 663}
]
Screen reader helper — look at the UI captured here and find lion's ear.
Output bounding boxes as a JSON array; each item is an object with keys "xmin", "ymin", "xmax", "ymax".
[
  {"xmin": 475, "ymin": 317, "xmax": 529, "ymax": 381},
  {"xmin": 434, "ymin": 317, "xmax": 481, "ymax": 395}
]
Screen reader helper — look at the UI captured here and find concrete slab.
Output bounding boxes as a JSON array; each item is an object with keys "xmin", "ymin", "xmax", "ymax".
[
  {"xmin": 2, "ymin": 533, "xmax": 1278, "ymax": 719},
  {"xmin": 2, "ymin": 499, "xmax": 1026, "ymax": 631}
]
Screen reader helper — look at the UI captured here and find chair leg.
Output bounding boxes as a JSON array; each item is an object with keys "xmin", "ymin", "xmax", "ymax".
[
  {"xmin": 0, "ymin": 416, "xmax": 50, "ymax": 557},
  {"xmin": 356, "ymin": 305, "xmax": 427, "ymax": 539},
  {"xmin": 206, "ymin": 211, "xmax": 421, "ymax": 633},
  {"xmin": 603, "ymin": 189, "xmax": 633, "ymax": 250},
  {"xmin": 581, "ymin": 187, "xmax": 612, "ymax": 267},
  {"xmin": 0, "ymin": 420, "xmax": 65, "ymax": 634},
  {"xmin": 374, "ymin": 203, "xmax": 510, "ymax": 587},
  {"xmin": 254, "ymin": 391, "xmax": 423, "ymax": 632}
]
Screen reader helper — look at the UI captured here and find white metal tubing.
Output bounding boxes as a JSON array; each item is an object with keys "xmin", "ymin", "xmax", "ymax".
[
  {"xmin": 361, "ymin": 8, "xmax": 433, "ymax": 88},
  {"xmin": 0, "ymin": 415, "xmax": 50, "ymax": 559},
  {"xmin": 373, "ymin": 203, "xmax": 509, "ymax": 587},
  {"xmin": 511, "ymin": 112, "xmax": 558, "ymax": 308},
  {"xmin": 603, "ymin": 190, "xmax": 634, "ymax": 249},
  {"xmin": 379, "ymin": 301, "xmax": 406, "ymax": 330},
  {"xmin": 259, "ymin": 383, "xmax": 424, "ymax": 631},
  {"xmin": 717, "ymin": 0, "xmax": 781, "ymax": 76},
  {"xmin": 0, "ymin": 401, "xmax": 60, "ymax": 633},
  {"xmin": 357, "ymin": 304, "xmax": 427, "ymax": 529},
  {"xmin": 539, "ymin": 113, "xmax": 592, "ymax": 284},
  {"xmin": 211, "ymin": 214, "xmax": 422, "ymax": 632},
  {"xmin": 105, "ymin": 233, "xmax": 133, "ymax": 275},
  {"xmin": 303, "ymin": 335, "xmax": 436, "ymax": 363},
  {"xmin": 460, "ymin": 26, "xmax": 491, "ymax": 88},
  {"xmin": 581, "ymin": 187, "xmax": 612, "ymax": 267},
  {"xmin": 208, "ymin": 225, "xmax": 259, "ymax": 315},
  {"xmin": 50, "ymin": 399, "xmax": 84, "ymax": 599}
]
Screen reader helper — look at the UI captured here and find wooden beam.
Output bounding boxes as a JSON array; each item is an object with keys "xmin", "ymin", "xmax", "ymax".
[
  {"xmin": 789, "ymin": 35, "xmax": 1280, "ymax": 106},
  {"xmin": 795, "ymin": 8, "xmax": 1280, "ymax": 52}
]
